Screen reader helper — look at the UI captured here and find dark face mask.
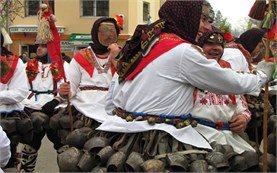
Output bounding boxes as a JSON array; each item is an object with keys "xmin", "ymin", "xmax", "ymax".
[
  {"xmin": 98, "ymin": 22, "xmax": 118, "ymax": 47},
  {"xmin": 90, "ymin": 17, "xmax": 120, "ymax": 55}
]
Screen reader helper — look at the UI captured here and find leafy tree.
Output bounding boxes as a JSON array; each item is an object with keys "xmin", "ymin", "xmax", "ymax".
[
  {"xmin": 218, "ymin": 18, "xmax": 232, "ymax": 33},
  {"xmin": 0, "ymin": 0, "xmax": 24, "ymax": 28},
  {"xmin": 213, "ymin": 10, "xmax": 223, "ymax": 28}
]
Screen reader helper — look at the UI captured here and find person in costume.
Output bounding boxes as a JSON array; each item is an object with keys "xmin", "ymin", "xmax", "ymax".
[
  {"xmin": 223, "ymin": 28, "xmax": 267, "ymax": 72},
  {"xmin": 95, "ymin": 0, "xmax": 274, "ymax": 172},
  {"xmin": 191, "ymin": 30, "xmax": 259, "ymax": 171},
  {"xmin": 19, "ymin": 44, "xmax": 64, "ymax": 172},
  {"xmin": 55, "ymin": 17, "xmax": 121, "ymax": 172},
  {"xmin": 19, "ymin": 1, "xmax": 71, "ymax": 170},
  {"xmin": 237, "ymin": 28, "xmax": 267, "ymax": 65},
  {"xmin": 225, "ymin": 28, "xmax": 275, "ymax": 143},
  {"xmin": 0, "ymin": 31, "xmax": 30, "ymax": 171},
  {"xmin": 58, "ymin": 17, "xmax": 120, "ymax": 123}
]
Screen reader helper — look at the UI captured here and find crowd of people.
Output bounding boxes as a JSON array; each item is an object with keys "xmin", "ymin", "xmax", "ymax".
[{"xmin": 0, "ymin": 0, "xmax": 276, "ymax": 172}]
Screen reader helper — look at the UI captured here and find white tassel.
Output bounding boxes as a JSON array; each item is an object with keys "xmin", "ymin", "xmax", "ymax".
[
  {"xmin": 50, "ymin": 14, "xmax": 57, "ymax": 22},
  {"xmin": 1, "ymin": 27, "xmax": 13, "ymax": 45}
]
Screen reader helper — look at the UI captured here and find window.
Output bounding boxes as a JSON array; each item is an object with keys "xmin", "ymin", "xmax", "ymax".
[
  {"xmin": 81, "ymin": 0, "xmax": 109, "ymax": 17},
  {"xmin": 143, "ymin": 2, "xmax": 150, "ymax": 22},
  {"xmin": 25, "ymin": 0, "xmax": 54, "ymax": 17}
]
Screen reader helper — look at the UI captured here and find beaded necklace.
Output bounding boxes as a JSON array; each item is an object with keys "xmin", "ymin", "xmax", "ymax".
[{"xmin": 90, "ymin": 48, "xmax": 111, "ymax": 74}]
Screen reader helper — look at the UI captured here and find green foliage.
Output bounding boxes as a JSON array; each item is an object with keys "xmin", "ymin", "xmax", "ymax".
[
  {"xmin": 218, "ymin": 18, "xmax": 232, "ymax": 33},
  {"xmin": 0, "ymin": 0, "xmax": 24, "ymax": 26},
  {"xmin": 213, "ymin": 10, "xmax": 232, "ymax": 33},
  {"xmin": 213, "ymin": 10, "xmax": 223, "ymax": 28}
]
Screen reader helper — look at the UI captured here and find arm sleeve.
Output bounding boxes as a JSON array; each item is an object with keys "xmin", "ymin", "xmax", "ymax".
[
  {"xmin": 179, "ymin": 46, "xmax": 266, "ymax": 95},
  {"xmin": 0, "ymin": 126, "xmax": 11, "ymax": 168},
  {"xmin": 222, "ymin": 48, "xmax": 250, "ymax": 72},
  {"xmin": 105, "ymin": 74, "xmax": 118, "ymax": 115},
  {"xmin": 65, "ymin": 58, "xmax": 81, "ymax": 98},
  {"xmin": 0, "ymin": 60, "xmax": 29, "ymax": 105},
  {"xmin": 234, "ymin": 95, "xmax": 251, "ymax": 122}
]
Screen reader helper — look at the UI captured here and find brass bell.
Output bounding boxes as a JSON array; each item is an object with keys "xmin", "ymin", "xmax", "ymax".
[
  {"xmin": 164, "ymin": 118, "xmax": 171, "ymax": 124},
  {"xmin": 176, "ymin": 122, "xmax": 185, "ymax": 129},
  {"xmin": 112, "ymin": 110, "xmax": 117, "ymax": 115},
  {"xmin": 184, "ymin": 120, "xmax": 190, "ymax": 126},
  {"xmin": 190, "ymin": 120, "xmax": 198, "ymax": 127},
  {"xmin": 147, "ymin": 117, "xmax": 156, "ymax": 125},
  {"xmin": 126, "ymin": 115, "xmax": 133, "ymax": 122}
]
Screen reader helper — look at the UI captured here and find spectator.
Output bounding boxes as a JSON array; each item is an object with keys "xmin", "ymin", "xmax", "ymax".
[
  {"xmin": 30, "ymin": 52, "xmax": 37, "ymax": 59},
  {"xmin": 19, "ymin": 51, "xmax": 30, "ymax": 63}
]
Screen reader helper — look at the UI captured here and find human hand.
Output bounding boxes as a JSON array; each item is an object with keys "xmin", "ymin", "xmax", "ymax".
[
  {"xmin": 229, "ymin": 114, "xmax": 248, "ymax": 134},
  {"xmin": 59, "ymin": 82, "xmax": 71, "ymax": 98},
  {"xmin": 256, "ymin": 61, "xmax": 274, "ymax": 82},
  {"xmin": 108, "ymin": 43, "xmax": 121, "ymax": 59}
]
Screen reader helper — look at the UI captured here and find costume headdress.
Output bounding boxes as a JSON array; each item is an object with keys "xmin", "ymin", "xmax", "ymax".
[
  {"xmin": 90, "ymin": 17, "xmax": 120, "ymax": 55},
  {"xmin": 198, "ymin": 30, "xmax": 224, "ymax": 48},
  {"xmin": 0, "ymin": 27, "xmax": 13, "ymax": 46},
  {"xmin": 35, "ymin": 2, "xmax": 65, "ymax": 82},
  {"xmin": 237, "ymin": 28, "xmax": 266, "ymax": 54}
]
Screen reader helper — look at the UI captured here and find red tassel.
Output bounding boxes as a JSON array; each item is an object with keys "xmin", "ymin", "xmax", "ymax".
[
  {"xmin": 44, "ymin": 9, "xmax": 65, "ymax": 81},
  {"xmin": 114, "ymin": 14, "xmax": 124, "ymax": 30},
  {"xmin": 268, "ymin": 23, "xmax": 277, "ymax": 41},
  {"xmin": 248, "ymin": 0, "xmax": 267, "ymax": 20}
]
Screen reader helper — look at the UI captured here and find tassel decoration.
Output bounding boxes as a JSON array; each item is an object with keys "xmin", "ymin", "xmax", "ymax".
[
  {"xmin": 261, "ymin": 12, "xmax": 275, "ymax": 29},
  {"xmin": 268, "ymin": 23, "xmax": 277, "ymax": 40},
  {"xmin": 1, "ymin": 27, "xmax": 13, "ymax": 45},
  {"xmin": 35, "ymin": 3, "xmax": 54, "ymax": 44},
  {"xmin": 248, "ymin": 0, "xmax": 267, "ymax": 20},
  {"xmin": 114, "ymin": 14, "xmax": 124, "ymax": 30},
  {"xmin": 273, "ymin": 64, "xmax": 277, "ymax": 79}
]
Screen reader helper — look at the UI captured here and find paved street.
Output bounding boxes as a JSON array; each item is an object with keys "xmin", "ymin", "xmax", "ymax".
[
  {"xmin": 18, "ymin": 137, "xmax": 59, "ymax": 173},
  {"xmin": 35, "ymin": 137, "xmax": 59, "ymax": 172}
]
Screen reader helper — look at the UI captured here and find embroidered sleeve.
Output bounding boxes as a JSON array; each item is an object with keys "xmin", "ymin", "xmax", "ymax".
[
  {"xmin": 234, "ymin": 95, "xmax": 251, "ymax": 122},
  {"xmin": 58, "ymin": 58, "xmax": 81, "ymax": 99}
]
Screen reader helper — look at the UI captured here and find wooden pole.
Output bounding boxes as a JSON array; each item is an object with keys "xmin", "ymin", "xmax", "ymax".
[
  {"xmin": 43, "ymin": 0, "xmax": 73, "ymax": 131},
  {"xmin": 262, "ymin": 0, "xmax": 272, "ymax": 172}
]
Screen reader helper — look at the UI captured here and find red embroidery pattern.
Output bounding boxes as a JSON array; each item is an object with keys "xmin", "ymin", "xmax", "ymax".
[
  {"xmin": 241, "ymin": 96, "xmax": 248, "ymax": 109},
  {"xmin": 199, "ymin": 92, "xmax": 234, "ymax": 106},
  {"xmin": 26, "ymin": 59, "xmax": 39, "ymax": 82},
  {"xmin": 200, "ymin": 98, "xmax": 207, "ymax": 105},
  {"xmin": 26, "ymin": 59, "xmax": 62, "ymax": 82},
  {"xmin": 50, "ymin": 62, "xmax": 63, "ymax": 82},
  {"xmin": 224, "ymin": 99, "xmax": 229, "ymax": 105}
]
